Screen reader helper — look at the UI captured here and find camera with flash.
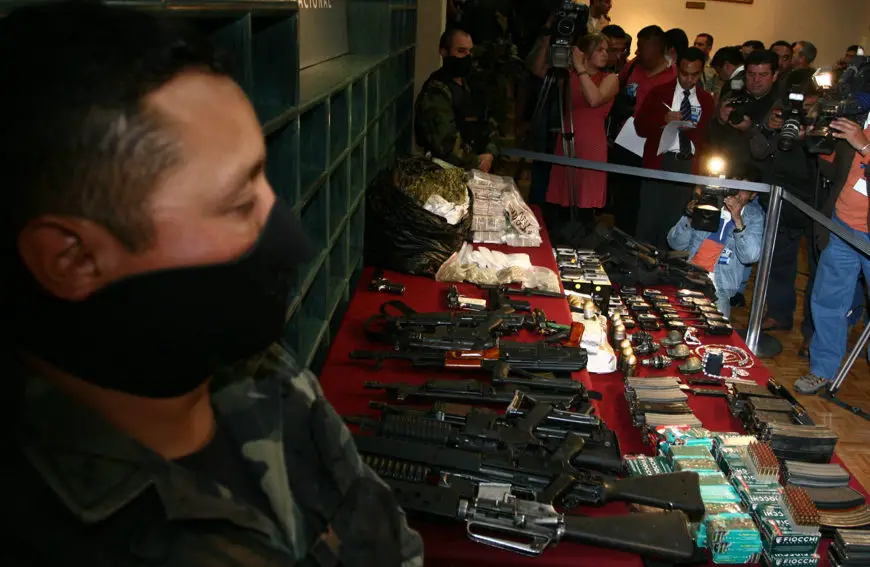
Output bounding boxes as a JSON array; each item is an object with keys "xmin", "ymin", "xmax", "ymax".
[{"xmin": 691, "ymin": 157, "xmax": 736, "ymax": 233}]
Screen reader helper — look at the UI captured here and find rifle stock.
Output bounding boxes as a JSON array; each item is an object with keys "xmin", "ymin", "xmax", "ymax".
[
  {"xmin": 561, "ymin": 510, "xmax": 695, "ymax": 561},
  {"xmin": 601, "ymin": 472, "xmax": 705, "ymax": 521}
]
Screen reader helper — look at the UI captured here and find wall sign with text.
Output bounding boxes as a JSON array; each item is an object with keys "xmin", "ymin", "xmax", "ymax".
[{"xmin": 299, "ymin": 0, "xmax": 349, "ymax": 69}]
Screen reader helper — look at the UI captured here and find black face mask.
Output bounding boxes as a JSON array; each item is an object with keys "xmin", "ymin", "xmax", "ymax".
[
  {"xmin": 443, "ymin": 55, "xmax": 473, "ymax": 78},
  {"xmin": 11, "ymin": 199, "xmax": 314, "ymax": 398}
]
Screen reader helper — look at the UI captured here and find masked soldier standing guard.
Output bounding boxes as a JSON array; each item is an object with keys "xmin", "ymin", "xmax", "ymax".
[
  {"xmin": 0, "ymin": 3, "xmax": 424, "ymax": 566},
  {"xmin": 415, "ymin": 26, "xmax": 500, "ymax": 172}
]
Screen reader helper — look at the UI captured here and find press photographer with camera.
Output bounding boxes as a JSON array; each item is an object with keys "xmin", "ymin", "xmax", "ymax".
[
  {"xmin": 667, "ymin": 184, "xmax": 764, "ymax": 317},
  {"xmin": 710, "ymin": 45, "xmax": 744, "ymax": 103},
  {"xmin": 798, "ymin": 110, "xmax": 870, "ymax": 394},
  {"xmin": 415, "ymin": 26, "xmax": 500, "ymax": 172},
  {"xmin": 710, "ymin": 50, "xmax": 779, "ymax": 174},
  {"xmin": 744, "ymin": 82, "xmax": 821, "ymax": 345}
]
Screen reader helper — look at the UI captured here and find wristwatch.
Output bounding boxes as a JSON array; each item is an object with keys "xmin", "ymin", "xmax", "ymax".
[{"xmin": 733, "ymin": 225, "xmax": 745, "ymax": 234}]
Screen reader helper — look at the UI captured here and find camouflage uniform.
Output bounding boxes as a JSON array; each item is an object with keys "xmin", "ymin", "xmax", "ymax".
[
  {"xmin": 414, "ymin": 69, "xmax": 500, "ymax": 169},
  {"xmin": 3, "ymin": 344, "xmax": 424, "ymax": 567}
]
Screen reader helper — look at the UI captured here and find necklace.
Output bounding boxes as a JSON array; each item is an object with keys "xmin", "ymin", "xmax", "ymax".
[
  {"xmin": 694, "ymin": 344, "xmax": 754, "ymax": 381},
  {"xmin": 684, "ymin": 327, "xmax": 702, "ymax": 346}
]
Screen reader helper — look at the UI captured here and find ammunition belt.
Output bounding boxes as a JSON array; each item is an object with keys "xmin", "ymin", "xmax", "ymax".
[
  {"xmin": 784, "ymin": 461, "xmax": 851, "ymax": 488},
  {"xmin": 799, "ymin": 486, "xmax": 866, "ymax": 510},
  {"xmin": 820, "ymin": 506, "xmax": 870, "ymax": 530}
]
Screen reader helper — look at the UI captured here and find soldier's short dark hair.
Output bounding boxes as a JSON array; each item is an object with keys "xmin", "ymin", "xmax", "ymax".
[
  {"xmin": 847, "ymin": 45, "xmax": 863, "ymax": 53},
  {"xmin": 697, "ymin": 33, "xmax": 714, "ymax": 48},
  {"xmin": 439, "ymin": 26, "xmax": 472, "ymax": 52},
  {"xmin": 0, "ymin": 1, "xmax": 226, "ymax": 252},
  {"xmin": 746, "ymin": 49, "xmax": 779, "ymax": 74},
  {"xmin": 770, "ymin": 40, "xmax": 792, "ymax": 52},
  {"xmin": 742, "ymin": 40, "xmax": 765, "ymax": 51}
]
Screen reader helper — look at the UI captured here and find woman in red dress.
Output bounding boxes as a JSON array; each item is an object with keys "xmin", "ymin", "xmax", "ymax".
[{"xmin": 543, "ymin": 34, "xmax": 618, "ymax": 212}]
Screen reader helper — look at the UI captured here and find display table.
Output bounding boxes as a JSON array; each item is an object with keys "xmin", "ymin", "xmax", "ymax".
[{"xmin": 317, "ymin": 214, "xmax": 867, "ymax": 567}]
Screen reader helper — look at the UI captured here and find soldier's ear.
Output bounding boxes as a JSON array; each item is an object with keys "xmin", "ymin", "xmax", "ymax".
[{"xmin": 440, "ymin": 48, "xmax": 448, "ymax": 59}]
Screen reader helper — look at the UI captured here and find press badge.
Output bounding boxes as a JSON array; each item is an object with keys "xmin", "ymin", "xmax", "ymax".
[
  {"xmin": 854, "ymin": 175, "xmax": 868, "ymax": 197},
  {"xmin": 690, "ymin": 105, "xmax": 701, "ymax": 124},
  {"xmin": 718, "ymin": 249, "xmax": 733, "ymax": 266}
]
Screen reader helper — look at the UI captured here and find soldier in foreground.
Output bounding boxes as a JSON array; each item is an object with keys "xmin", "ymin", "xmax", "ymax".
[
  {"xmin": 0, "ymin": 3, "xmax": 423, "ymax": 566},
  {"xmin": 415, "ymin": 26, "xmax": 500, "ymax": 171}
]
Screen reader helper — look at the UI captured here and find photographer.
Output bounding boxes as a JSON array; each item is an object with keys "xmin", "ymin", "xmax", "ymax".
[
  {"xmin": 797, "ymin": 114, "xmax": 870, "ymax": 394},
  {"xmin": 667, "ymin": 188, "xmax": 765, "ymax": 317},
  {"xmin": 710, "ymin": 50, "xmax": 779, "ymax": 175},
  {"xmin": 750, "ymin": 87, "xmax": 820, "ymax": 344}
]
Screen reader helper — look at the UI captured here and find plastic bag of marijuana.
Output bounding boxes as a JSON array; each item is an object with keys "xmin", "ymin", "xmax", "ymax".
[{"xmin": 365, "ymin": 156, "xmax": 473, "ymax": 277}]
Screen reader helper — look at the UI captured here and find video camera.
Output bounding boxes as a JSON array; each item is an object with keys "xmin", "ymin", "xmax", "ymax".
[
  {"xmin": 545, "ymin": 0, "xmax": 589, "ymax": 70},
  {"xmin": 806, "ymin": 55, "xmax": 870, "ymax": 155}
]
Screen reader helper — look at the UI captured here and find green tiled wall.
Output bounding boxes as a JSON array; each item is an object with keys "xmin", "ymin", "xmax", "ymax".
[{"xmin": 3, "ymin": 0, "xmax": 417, "ymax": 371}]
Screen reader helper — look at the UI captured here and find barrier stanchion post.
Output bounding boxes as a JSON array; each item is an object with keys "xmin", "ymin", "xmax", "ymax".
[{"xmin": 739, "ymin": 184, "xmax": 783, "ymax": 358}]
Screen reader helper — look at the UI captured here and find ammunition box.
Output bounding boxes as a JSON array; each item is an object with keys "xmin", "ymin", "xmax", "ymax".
[
  {"xmin": 753, "ymin": 504, "xmax": 822, "ymax": 555},
  {"xmin": 762, "ymin": 551, "xmax": 820, "ymax": 567}
]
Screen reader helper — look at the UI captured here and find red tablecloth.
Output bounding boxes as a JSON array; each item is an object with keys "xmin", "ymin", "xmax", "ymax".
[{"xmin": 318, "ymin": 213, "xmax": 867, "ymax": 567}]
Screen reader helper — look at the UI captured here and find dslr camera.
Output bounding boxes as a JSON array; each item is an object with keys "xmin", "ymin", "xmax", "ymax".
[
  {"xmin": 546, "ymin": 0, "xmax": 589, "ymax": 70},
  {"xmin": 806, "ymin": 56, "xmax": 870, "ymax": 154},
  {"xmin": 726, "ymin": 93, "xmax": 754, "ymax": 126},
  {"xmin": 777, "ymin": 87, "xmax": 809, "ymax": 152}
]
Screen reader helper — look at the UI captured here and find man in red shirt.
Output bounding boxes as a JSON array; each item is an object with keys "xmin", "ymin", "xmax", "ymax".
[
  {"xmin": 797, "ymin": 115, "xmax": 870, "ymax": 394},
  {"xmin": 619, "ymin": 25, "xmax": 676, "ymax": 115},
  {"xmin": 611, "ymin": 25, "xmax": 676, "ymax": 235}
]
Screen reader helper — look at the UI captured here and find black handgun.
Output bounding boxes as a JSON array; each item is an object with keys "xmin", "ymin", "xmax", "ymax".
[{"xmin": 369, "ymin": 269, "xmax": 405, "ymax": 295}]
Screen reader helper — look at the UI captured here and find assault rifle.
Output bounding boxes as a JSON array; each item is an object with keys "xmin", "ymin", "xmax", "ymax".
[
  {"xmin": 351, "ymin": 396, "xmax": 622, "ymax": 473},
  {"xmin": 350, "ymin": 334, "xmax": 588, "ymax": 373},
  {"xmin": 355, "ymin": 432, "xmax": 705, "ymax": 515},
  {"xmin": 379, "ymin": 476, "xmax": 695, "ymax": 560},
  {"xmin": 363, "ymin": 379, "xmax": 588, "ymax": 410},
  {"xmin": 373, "ymin": 390, "xmax": 604, "ymax": 442}
]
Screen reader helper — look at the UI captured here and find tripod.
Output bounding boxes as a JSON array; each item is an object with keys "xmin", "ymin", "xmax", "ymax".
[
  {"xmin": 820, "ymin": 321, "xmax": 870, "ymax": 421},
  {"xmin": 528, "ymin": 65, "xmax": 587, "ymax": 243}
]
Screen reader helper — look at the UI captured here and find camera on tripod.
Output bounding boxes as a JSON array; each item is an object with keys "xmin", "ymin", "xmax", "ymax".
[
  {"xmin": 545, "ymin": 0, "xmax": 589, "ymax": 70},
  {"xmin": 692, "ymin": 157, "xmax": 737, "ymax": 233},
  {"xmin": 806, "ymin": 56, "xmax": 870, "ymax": 155}
]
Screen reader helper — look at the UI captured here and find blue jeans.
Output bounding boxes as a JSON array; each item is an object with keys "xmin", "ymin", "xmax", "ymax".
[
  {"xmin": 810, "ymin": 214, "xmax": 870, "ymax": 380},
  {"xmin": 737, "ymin": 265, "xmax": 752, "ymax": 294}
]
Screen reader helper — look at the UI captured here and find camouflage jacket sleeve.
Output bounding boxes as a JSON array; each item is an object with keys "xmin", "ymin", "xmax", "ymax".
[
  {"xmin": 415, "ymin": 81, "xmax": 483, "ymax": 169},
  {"xmin": 304, "ymin": 372, "xmax": 425, "ymax": 567}
]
